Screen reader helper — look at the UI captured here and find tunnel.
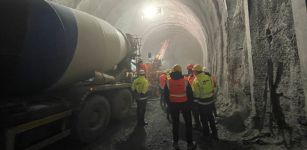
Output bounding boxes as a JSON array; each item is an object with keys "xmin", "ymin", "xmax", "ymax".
[{"xmin": 1, "ymin": 0, "xmax": 307, "ymax": 149}]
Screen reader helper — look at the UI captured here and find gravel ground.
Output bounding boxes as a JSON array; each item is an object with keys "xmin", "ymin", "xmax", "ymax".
[{"xmin": 43, "ymin": 99, "xmax": 306, "ymax": 150}]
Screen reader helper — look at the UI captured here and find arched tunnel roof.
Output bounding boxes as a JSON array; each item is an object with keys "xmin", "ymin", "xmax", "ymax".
[{"xmin": 73, "ymin": 0, "xmax": 227, "ymax": 69}]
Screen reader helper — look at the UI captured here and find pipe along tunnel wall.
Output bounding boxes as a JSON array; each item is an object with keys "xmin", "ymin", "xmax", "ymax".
[{"xmin": 27, "ymin": 0, "xmax": 307, "ymax": 141}]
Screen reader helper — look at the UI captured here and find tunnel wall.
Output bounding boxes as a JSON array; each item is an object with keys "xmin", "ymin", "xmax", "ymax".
[
  {"xmin": 248, "ymin": 0, "xmax": 305, "ymax": 129},
  {"xmin": 184, "ymin": 0, "xmax": 254, "ymax": 124},
  {"xmin": 291, "ymin": 0, "xmax": 307, "ymax": 114},
  {"xmin": 224, "ymin": 0, "xmax": 252, "ymax": 120},
  {"xmin": 187, "ymin": 0, "xmax": 306, "ymax": 132}
]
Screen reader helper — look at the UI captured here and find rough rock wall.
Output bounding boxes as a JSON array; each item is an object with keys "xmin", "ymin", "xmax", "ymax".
[
  {"xmin": 248, "ymin": 0, "xmax": 305, "ymax": 129},
  {"xmin": 224, "ymin": 0, "xmax": 251, "ymax": 120}
]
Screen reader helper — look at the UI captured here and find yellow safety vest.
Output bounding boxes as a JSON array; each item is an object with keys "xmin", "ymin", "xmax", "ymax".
[
  {"xmin": 132, "ymin": 76, "xmax": 149, "ymax": 94},
  {"xmin": 192, "ymin": 73, "xmax": 214, "ymax": 99}
]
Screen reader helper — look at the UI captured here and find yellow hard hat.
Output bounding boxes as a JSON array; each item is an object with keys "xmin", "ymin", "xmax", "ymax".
[
  {"xmin": 173, "ymin": 64, "xmax": 182, "ymax": 72},
  {"xmin": 192, "ymin": 64, "xmax": 203, "ymax": 72}
]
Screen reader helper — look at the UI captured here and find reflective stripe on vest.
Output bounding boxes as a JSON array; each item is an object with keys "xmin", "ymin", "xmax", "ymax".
[
  {"xmin": 166, "ymin": 78, "xmax": 188, "ymax": 103},
  {"xmin": 197, "ymin": 97, "xmax": 215, "ymax": 105}
]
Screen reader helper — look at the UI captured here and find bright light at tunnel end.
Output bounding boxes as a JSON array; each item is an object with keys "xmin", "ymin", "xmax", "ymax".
[{"xmin": 142, "ymin": 4, "xmax": 159, "ymax": 20}]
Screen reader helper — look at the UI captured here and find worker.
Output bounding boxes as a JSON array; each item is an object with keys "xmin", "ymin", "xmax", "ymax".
[
  {"xmin": 164, "ymin": 64, "xmax": 197, "ymax": 150},
  {"xmin": 186, "ymin": 64, "xmax": 201, "ymax": 130},
  {"xmin": 186, "ymin": 64, "xmax": 195, "ymax": 85},
  {"xmin": 138, "ymin": 59, "xmax": 147, "ymax": 75},
  {"xmin": 203, "ymin": 67, "xmax": 218, "ymax": 117},
  {"xmin": 159, "ymin": 70, "xmax": 171, "ymax": 121},
  {"xmin": 159, "ymin": 71, "xmax": 168, "ymax": 91},
  {"xmin": 132, "ymin": 69, "xmax": 149, "ymax": 126},
  {"xmin": 192, "ymin": 64, "xmax": 218, "ymax": 140}
]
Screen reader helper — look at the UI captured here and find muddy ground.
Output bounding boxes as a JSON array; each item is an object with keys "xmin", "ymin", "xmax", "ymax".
[{"xmin": 43, "ymin": 99, "xmax": 306, "ymax": 150}]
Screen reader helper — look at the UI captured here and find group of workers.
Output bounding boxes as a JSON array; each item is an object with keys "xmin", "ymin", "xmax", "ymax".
[{"xmin": 131, "ymin": 63, "xmax": 218, "ymax": 150}]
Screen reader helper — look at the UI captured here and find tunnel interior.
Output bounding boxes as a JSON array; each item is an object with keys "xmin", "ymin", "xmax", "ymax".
[
  {"xmin": 50, "ymin": 0, "xmax": 306, "ymax": 141},
  {"xmin": 3, "ymin": 0, "xmax": 307, "ymax": 149}
]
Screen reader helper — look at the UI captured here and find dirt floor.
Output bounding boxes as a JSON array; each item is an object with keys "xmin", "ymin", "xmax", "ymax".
[{"xmin": 43, "ymin": 99, "xmax": 307, "ymax": 150}]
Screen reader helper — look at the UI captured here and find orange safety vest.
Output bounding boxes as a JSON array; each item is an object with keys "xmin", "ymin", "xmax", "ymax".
[
  {"xmin": 187, "ymin": 75, "xmax": 195, "ymax": 85},
  {"xmin": 159, "ymin": 74, "xmax": 167, "ymax": 89},
  {"xmin": 167, "ymin": 78, "xmax": 188, "ymax": 103}
]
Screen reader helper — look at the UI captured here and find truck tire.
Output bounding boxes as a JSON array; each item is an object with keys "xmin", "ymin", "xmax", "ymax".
[
  {"xmin": 110, "ymin": 89, "xmax": 132, "ymax": 120},
  {"xmin": 75, "ymin": 95, "xmax": 111, "ymax": 143}
]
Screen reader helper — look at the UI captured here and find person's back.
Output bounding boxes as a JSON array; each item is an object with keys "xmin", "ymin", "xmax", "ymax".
[
  {"xmin": 192, "ymin": 65, "xmax": 218, "ymax": 140},
  {"xmin": 132, "ymin": 76, "xmax": 148, "ymax": 95},
  {"xmin": 164, "ymin": 65, "xmax": 196, "ymax": 150},
  {"xmin": 193, "ymin": 73, "xmax": 214, "ymax": 101},
  {"xmin": 132, "ymin": 70, "xmax": 149, "ymax": 126}
]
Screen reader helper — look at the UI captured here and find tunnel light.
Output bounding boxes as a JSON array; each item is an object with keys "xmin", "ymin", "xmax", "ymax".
[{"xmin": 142, "ymin": 4, "xmax": 159, "ymax": 19}]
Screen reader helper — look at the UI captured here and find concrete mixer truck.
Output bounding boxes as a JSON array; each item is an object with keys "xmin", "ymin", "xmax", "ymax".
[{"xmin": 0, "ymin": 0, "xmax": 140, "ymax": 149}]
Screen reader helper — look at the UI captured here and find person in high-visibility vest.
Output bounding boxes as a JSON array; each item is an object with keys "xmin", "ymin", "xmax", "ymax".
[
  {"xmin": 159, "ymin": 72, "xmax": 167, "ymax": 90},
  {"xmin": 164, "ymin": 65, "xmax": 197, "ymax": 150},
  {"xmin": 203, "ymin": 67, "xmax": 218, "ymax": 117},
  {"xmin": 132, "ymin": 69, "xmax": 149, "ymax": 126},
  {"xmin": 159, "ymin": 69, "xmax": 172, "ymax": 121},
  {"xmin": 192, "ymin": 64, "xmax": 218, "ymax": 140},
  {"xmin": 185, "ymin": 64, "xmax": 201, "ymax": 130}
]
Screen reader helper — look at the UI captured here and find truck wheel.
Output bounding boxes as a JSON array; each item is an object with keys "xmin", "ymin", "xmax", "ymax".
[
  {"xmin": 75, "ymin": 95, "xmax": 111, "ymax": 143},
  {"xmin": 110, "ymin": 89, "xmax": 132, "ymax": 120}
]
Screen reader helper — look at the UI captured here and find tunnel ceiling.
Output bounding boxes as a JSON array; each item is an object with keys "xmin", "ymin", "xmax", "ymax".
[{"xmin": 66, "ymin": 0, "xmax": 223, "ymax": 67}]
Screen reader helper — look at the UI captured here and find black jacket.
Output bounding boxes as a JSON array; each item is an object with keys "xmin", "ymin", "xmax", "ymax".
[{"xmin": 164, "ymin": 72, "xmax": 193, "ymax": 104}]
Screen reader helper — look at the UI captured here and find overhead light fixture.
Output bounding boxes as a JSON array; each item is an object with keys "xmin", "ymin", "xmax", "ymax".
[{"xmin": 142, "ymin": 4, "xmax": 160, "ymax": 20}]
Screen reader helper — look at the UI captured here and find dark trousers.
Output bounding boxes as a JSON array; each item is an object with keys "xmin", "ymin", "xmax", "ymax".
[
  {"xmin": 169, "ymin": 102, "xmax": 193, "ymax": 144},
  {"xmin": 198, "ymin": 103, "xmax": 217, "ymax": 138},
  {"xmin": 192, "ymin": 102, "xmax": 201, "ymax": 127},
  {"xmin": 160, "ymin": 89, "xmax": 171, "ymax": 120},
  {"xmin": 136, "ymin": 100, "xmax": 147, "ymax": 123}
]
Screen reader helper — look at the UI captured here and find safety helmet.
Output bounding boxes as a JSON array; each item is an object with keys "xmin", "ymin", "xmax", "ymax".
[
  {"xmin": 173, "ymin": 64, "xmax": 182, "ymax": 72},
  {"xmin": 139, "ymin": 69, "xmax": 145, "ymax": 75},
  {"xmin": 192, "ymin": 64, "xmax": 203, "ymax": 72},
  {"xmin": 203, "ymin": 66, "xmax": 209, "ymax": 73},
  {"xmin": 187, "ymin": 64, "xmax": 194, "ymax": 70}
]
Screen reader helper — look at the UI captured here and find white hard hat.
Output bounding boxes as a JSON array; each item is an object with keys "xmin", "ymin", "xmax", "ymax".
[
  {"xmin": 203, "ymin": 67, "xmax": 209, "ymax": 73},
  {"xmin": 139, "ymin": 69, "xmax": 145, "ymax": 75}
]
